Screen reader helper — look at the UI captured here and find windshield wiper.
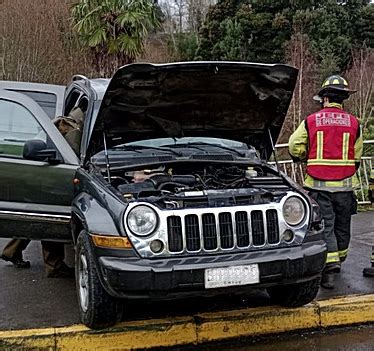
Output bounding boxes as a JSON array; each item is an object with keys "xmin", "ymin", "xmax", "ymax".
[
  {"xmin": 113, "ymin": 144, "xmax": 182, "ymax": 157},
  {"xmin": 164, "ymin": 142, "xmax": 246, "ymax": 157}
]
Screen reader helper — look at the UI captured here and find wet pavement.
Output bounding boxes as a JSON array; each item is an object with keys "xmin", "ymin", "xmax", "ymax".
[{"xmin": 0, "ymin": 211, "xmax": 373, "ymax": 331}]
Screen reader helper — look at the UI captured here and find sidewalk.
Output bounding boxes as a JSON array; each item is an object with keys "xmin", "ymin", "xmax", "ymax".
[{"xmin": 0, "ymin": 211, "xmax": 373, "ymax": 350}]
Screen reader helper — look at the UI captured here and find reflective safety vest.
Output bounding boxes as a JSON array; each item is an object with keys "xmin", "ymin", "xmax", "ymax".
[{"xmin": 305, "ymin": 107, "xmax": 360, "ymax": 181}]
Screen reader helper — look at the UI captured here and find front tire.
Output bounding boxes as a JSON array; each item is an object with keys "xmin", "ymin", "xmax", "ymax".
[
  {"xmin": 267, "ymin": 276, "xmax": 321, "ymax": 307},
  {"xmin": 75, "ymin": 230, "xmax": 122, "ymax": 328}
]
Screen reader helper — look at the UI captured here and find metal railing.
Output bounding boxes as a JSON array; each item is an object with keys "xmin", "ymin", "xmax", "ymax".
[{"xmin": 273, "ymin": 140, "xmax": 374, "ymax": 205}]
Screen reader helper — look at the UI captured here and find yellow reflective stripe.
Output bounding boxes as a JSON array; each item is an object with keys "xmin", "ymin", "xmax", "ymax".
[
  {"xmin": 371, "ymin": 254, "xmax": 374, "ymax": 262},
  {"xmin": 333, "ymin": 78, "xmax": 340, "ymax": 85},
  {"xmin": 304, "ymin": 174, "xmax": 359, "ymax": 190},
  {"xmin": 338, "ymin": 249, "xmax": 348, "ymax": 258},
  {"xmin": 316, "ymin": 131, "xmax": 323, "ymax": 159},
  {"xmin": 326, "ymin": 252, "xmax": 340, "ymax": 263},
  {"xmin": 326, "ymin": 102, "xmax": 343, "ymax": 109},
  {"xmin": 342, "ymin": 132, "xmax": 349, "ymax": 160},
  {"xmin": 307, "ymin": 159, "xmax": 355, "ymax": 165}
]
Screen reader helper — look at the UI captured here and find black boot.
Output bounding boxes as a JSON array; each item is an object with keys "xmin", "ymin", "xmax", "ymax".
[
  {"xmin": 321, "ymin": 271, "xmax": 335, "ymax": 289},
  {"xmin": 325, "ymin": 262, "xmax": 341, "ymax": 274},
  {"xmin": 1, "ymin": 254, "xmax": 31, "ymax": 268},
  {"xmin": 363, "ymin": 267, "xmax": 374, "ymax": 277},
  {"xmin": 47, "ymin": 262, "xmax": 74, "ymax": 278}
]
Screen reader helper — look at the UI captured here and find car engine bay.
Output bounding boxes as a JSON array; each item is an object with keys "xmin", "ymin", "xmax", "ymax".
[{"xmin": 104, "ymin": 162, "xmax": 292, "ymax": 209}]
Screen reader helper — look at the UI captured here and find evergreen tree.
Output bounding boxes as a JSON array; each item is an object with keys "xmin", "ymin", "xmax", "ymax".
[{"xmin": 196, "ymin": 0, "xmax": 373, "ymax": 74}]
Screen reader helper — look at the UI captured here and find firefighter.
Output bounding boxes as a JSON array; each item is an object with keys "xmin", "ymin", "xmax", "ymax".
[{"xmin": 289, "ymin": 75, "xmax": 363, "ymax": 289}]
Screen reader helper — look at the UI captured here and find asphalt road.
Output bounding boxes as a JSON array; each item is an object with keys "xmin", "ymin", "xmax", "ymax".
[{"xmin": 1, "ymin": 211, "xmax": 373, "ymax": 331}]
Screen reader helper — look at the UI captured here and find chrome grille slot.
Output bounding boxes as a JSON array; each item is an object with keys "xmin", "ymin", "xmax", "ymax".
[
  {"xmin": 167, "ymin": 216, "xmax": 183, "ymax": 252},
  {"xmin": 202, "ymin": 213, "xmax": 218, "ymax": 250},
  {"xmin": 219, "ymin": 212, "xmax": 234, "ymax": 249},
  {"xmin": 266, "ymin": 209, "xmax": 279, "ymax": 244},
  {"xmin": 251, "ymin": 210, "xmax": 265, "ymax": 246},
  {"xmin": 185, "ymin": 214, "xmax": 201, "ymax": 251},
  {"xmin": 235, "ymin": 211, "xmax": 250, "ymax": 247}
]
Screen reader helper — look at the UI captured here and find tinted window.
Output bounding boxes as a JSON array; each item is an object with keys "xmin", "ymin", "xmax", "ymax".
[
  {"xmin": 0, "ymin": 99, "xmax": 46, "ymax": 157},
  {"xmin": 10, "ymin": 90, "xmax": 57, "ymax": 119}
]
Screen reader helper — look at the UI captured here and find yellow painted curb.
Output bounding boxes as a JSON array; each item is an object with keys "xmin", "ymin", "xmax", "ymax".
[
  {"xmin": 0, "ymin": 328, "xmax": 55, "ymax": 349},
  {"xmin": 318, "ymin": 295, "xmax": 374, "ymax": 328},
  {"xmin": 195, "ymin": 304, "xmax": 320, "ymax": 343},
  {"xmin": 55, "ymin": 317, "xmax": 197, "ymax": 350},
  {"xmin": 1, "ymin": 295, "xmax": 373, "ymax": 350}
]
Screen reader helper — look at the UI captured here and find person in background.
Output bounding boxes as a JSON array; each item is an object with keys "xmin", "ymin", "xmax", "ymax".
[
  {"xmin": 289, "ymin": 75, "xmax": 363, "ymax": 289},
  {"xmin": 1, "ymin": 239, "xmax": 73, "ymax": 278}
]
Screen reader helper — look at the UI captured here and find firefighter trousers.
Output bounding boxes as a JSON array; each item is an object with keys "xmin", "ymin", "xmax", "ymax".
[
  {"xmin": 2, "ymin": 239, "xmax": 65, "ymax": 275},
  {"xmin": 308, "ymin": 190, "xmax": 357, "ymax": 268}
]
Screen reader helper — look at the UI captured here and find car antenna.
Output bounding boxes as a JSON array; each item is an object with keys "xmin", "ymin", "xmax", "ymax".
[
  {"xmin": 267, "ymin": 127, "xmax": 280, "ymax": 172},
  {"xmin": 103, "ymin": 132, "xmax": 111, "ymax": 183}
]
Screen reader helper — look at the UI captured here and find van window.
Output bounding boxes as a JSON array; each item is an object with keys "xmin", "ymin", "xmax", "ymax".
[
  {"xmin": 10, "ymin": 90, "xmax": 57, "ymax": 119},
  {"xmin": 0, "ymin": 99, "xmax": 46, "ymax": 157}
]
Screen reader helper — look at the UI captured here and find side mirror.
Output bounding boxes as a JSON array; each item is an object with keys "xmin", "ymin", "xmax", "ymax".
[{"xmin": 23, "ymin": 139, "xmax": 61, "ymax": 164}]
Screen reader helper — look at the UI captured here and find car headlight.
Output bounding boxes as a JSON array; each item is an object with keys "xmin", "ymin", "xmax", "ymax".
[
  {"xmin": 282, "ymin": 196, "xmax": 306, "ymax": 226},
  {"xmin": 127, "ymin": 205, "xmax": 158, "ymax": 236}
]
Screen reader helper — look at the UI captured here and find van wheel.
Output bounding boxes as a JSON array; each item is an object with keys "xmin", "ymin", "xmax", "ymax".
[
  {"xmin": 75, "ymin": 230, "xmax": 122, "ymax": 328},
  {"xmin": 267, "ymin": 276, "xmax": 321, "ymax": 307}
]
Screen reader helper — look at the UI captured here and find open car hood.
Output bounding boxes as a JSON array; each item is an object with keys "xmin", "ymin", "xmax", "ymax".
[{"xmin": 85, "ymin": 61, "xmax": 298, "ymax": 163}]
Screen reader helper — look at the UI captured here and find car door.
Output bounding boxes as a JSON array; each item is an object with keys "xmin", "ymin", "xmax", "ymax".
[{"xmin": 0, "ymin": 90, "xmax": 79, "ymax": 241}]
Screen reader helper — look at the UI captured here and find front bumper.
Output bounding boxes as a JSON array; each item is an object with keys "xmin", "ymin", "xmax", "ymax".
[{"xmin": 97, "ymin": 241, "xmax": 327, "ymax": 299}]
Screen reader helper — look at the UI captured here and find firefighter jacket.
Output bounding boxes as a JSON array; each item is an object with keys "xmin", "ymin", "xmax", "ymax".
[{"xmin": 289, "ymin": 105, "xmax": 363, "ymax": 191}]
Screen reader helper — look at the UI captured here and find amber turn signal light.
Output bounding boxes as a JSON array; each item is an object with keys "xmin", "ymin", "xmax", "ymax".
[{"xmin": 91, "ymin": 234, "xmax": 132, "ymax": 249}]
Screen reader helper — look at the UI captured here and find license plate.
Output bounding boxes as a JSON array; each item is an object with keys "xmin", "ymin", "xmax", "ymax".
[{"xmin": 204, "ymin": 264, "xmax": 260, "ymax": 289}]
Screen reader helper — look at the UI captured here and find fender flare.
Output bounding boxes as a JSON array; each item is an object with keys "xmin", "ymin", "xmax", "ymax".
[{"xmin": 71, "ymin": 192, "xmax": 121, "ymax": 244}]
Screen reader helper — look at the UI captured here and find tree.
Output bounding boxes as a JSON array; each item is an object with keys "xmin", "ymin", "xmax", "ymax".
[
  {"xmin": 345, "ymin": 47, "xmax": 374, "ymax": 149},
  {"xmin": 160, "ymin": 0, "xmax": 216, "ymax": 61},
  {"xmin": 281, "ymin": 31, "xmax": 319, "ymax": 141},
  {"xmin": 71, "ymin": 0, "xmax": 161, "ymax": 77},
  {"xmin": 196, "ymin": 0, "xmax": 372, "ymax": 69}
]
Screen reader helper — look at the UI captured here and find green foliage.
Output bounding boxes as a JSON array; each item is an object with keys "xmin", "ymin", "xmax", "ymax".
[
  {"xmin": 171, "ymin": 33, "xmax": 200, "ymax": 61},
  {"xmin": 71, "ymin": 0, "xmax": 160, "ymax": 76},
  {"xmin": 196, "ymin": 0, "xmax": 373, "ymax": 74},
  {"xmin": 354, "ymin": 4, "xmax": 374, "ymax": 48},
  {"xmin": 196, "ymin": 0, "xmax": 293, "ymax": 62},
  {"xmin": 211, "ymin": 18, "xmax": 246, "ymax": 60},
  {"xmin": 197, "ymin": 0, "xmax": 289, "ymax": 61}
]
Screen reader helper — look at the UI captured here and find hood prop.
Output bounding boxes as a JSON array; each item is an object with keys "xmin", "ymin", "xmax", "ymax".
[
  {"xmin": 267, "ymin": 128, "xmax": 280, "ymax": 174},
  {"xmin": 103, "ymin": 132, "xmax": 111, "ymax": 183}
]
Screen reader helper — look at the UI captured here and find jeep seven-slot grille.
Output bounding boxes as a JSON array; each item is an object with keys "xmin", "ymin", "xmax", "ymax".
[{"xmin": 167, "ymin": 209, "xmax": 279, "ymax": 253}]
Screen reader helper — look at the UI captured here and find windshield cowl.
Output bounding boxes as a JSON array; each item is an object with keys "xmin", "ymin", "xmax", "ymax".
[{"xmin": 91, "ymin": 143, "xmax": 260, "ymax": 168}]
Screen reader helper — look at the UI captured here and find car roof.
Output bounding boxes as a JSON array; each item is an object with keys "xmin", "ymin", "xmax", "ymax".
[
  {"xmin": 0, "ymin": 80, "xmax": 65, "ymax": 117},
  {"xmin": 0, "ymin": 80, "xmax": 65, "ymax": 98},
  {"xmin": 70, "ymin": 76, "xmax": 110, "ymax": 101}
]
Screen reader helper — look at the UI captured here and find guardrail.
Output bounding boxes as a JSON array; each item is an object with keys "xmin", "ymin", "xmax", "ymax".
[{"xmin": 273, "ymin": 140, "xmax": 374, "ymax": 205}]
